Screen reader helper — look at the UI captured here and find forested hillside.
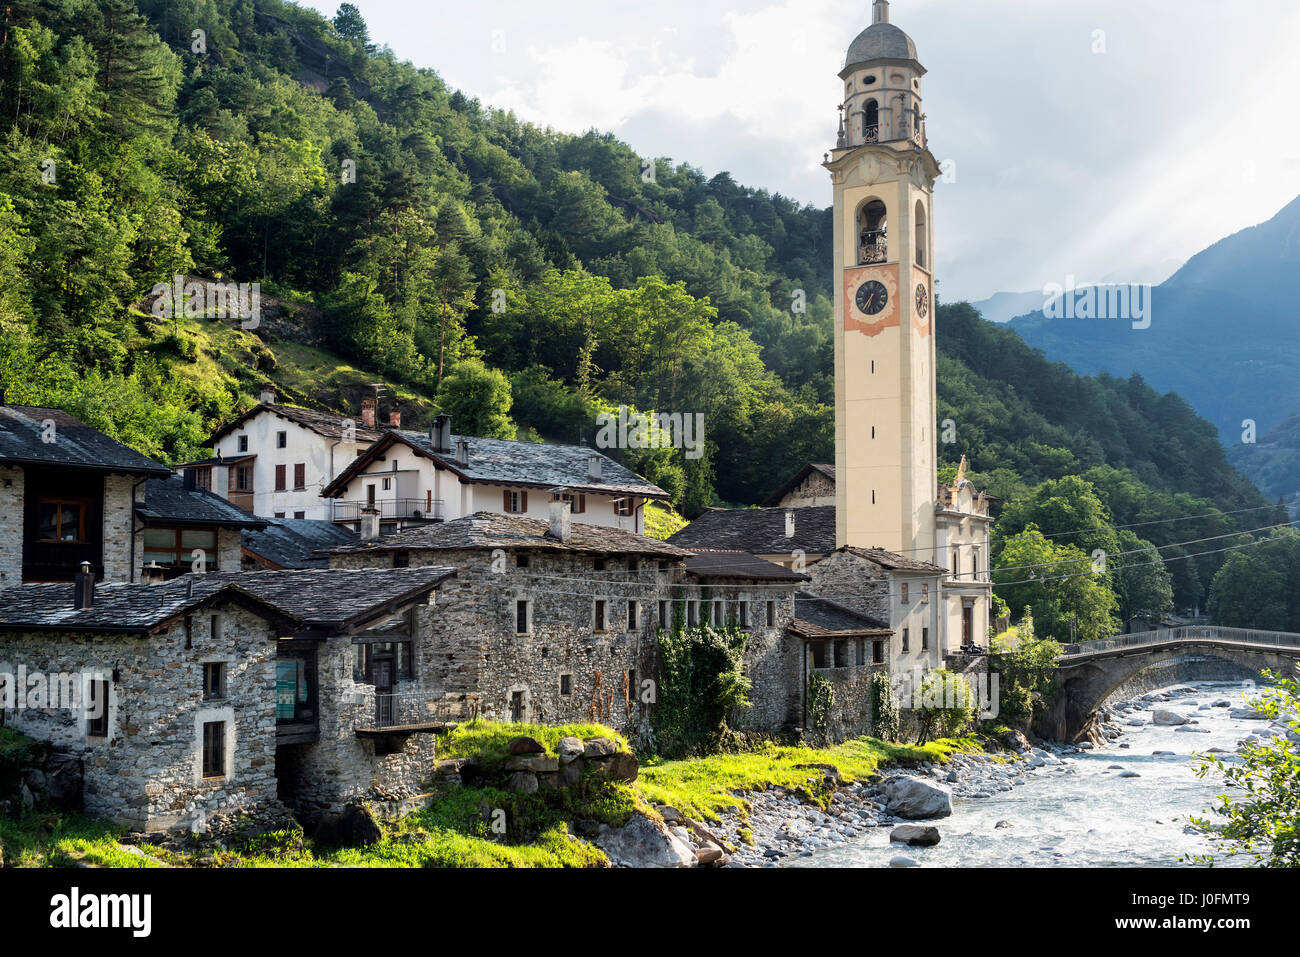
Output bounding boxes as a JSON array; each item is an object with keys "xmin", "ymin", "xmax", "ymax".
[{"xmin": 0, "ymin": 0, "xmax": 1287, "ymax": 628}]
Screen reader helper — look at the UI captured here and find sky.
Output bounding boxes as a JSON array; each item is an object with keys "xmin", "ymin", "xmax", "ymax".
[{"xmin": 299, "ymin": 0, "xmax": 1300, "ymax": 302}]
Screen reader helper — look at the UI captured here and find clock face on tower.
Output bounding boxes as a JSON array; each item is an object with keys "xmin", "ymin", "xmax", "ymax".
[
  {"xmin": 856, "ymin": 280, "xmax": 889, "ymax": 315},
  {"xmin": 914, "ymin": 283, "xmax": 929, "ymax": 318}
]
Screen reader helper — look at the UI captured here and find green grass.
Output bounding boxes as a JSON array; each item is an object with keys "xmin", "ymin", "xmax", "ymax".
[
  {"xmin": 0, "ymin": 810, "xmax": 165, "ymax": 868},
  {"xmin": 643, "ymin": 501, "xmax": 688, "ymax": 540},
  {"xmin": 635, "ymin": 736, "xmax": 980, "ymax": 823},
  {"xmin": 438, "ymin": 721, "xmax": 629, "ymax": 768}
]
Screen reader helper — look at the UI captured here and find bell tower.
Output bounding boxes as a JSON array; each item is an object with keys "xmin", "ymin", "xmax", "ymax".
[{"xmin": 827, "ymin": 0, "xmax": 940, "ymax": 560}]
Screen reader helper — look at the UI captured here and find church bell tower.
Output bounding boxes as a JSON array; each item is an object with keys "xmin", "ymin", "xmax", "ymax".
[{"xmin": 828, "ymin": 0, "xmax": 940, "ymax": 560}]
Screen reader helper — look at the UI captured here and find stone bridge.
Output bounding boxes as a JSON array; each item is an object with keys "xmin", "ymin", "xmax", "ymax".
[{"xmin": 1039, "ymin": 626, "xmax": 1300, "ymax": 742}]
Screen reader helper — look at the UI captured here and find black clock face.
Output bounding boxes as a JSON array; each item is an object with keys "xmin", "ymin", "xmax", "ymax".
[
  {"xmin": 856, "ymin": 280, "xmax": 888, "ymax": 316},
  {"xmin": 915, "ymin": 283, "xmax": 929, "ymax": 318}
]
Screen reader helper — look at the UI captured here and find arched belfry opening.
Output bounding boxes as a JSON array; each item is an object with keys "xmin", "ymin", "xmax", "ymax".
[
  {"xmin": 863, "ymin": 99, "xmax": 879, "ymax": 142},
  {"xmin": 857, "ymin": 199, "xmax": 888, "ymax": 265},
  {"xmin": 914, "ymin": 199, "xmax": 927, "ymax": 268}
]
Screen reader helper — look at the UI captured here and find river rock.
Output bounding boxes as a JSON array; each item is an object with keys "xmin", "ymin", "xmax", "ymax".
[
  {"xmin": 1230, "ymin": 708, "xmax": 1266, "ymax": 720},
  {"xmin": 882, "ymin": 777, "xmax": 952, "ymax": 819},
  {"xmin": 1001, "ymin": 729, "xmax": 1032, "ymax": 753},
  {"xmin": 596, "ymin": 812, "xmax": 696, "ymax": 868},
  {"xmin": 995, "ymin": 820, "xmax": 1013, "ymax": 829},
  {"xmin": 1119, "ymin": 771, "xmax": 1141, "ymax": 778},
  {"xmin": 890, "ymin": 824, "xmax": 941, "ymax": 846},
  {"xmin": 583, "ymin": 737, "xmax": 618, "ymax": 758},
  {"xmin": 1175, "ymin": 726, "xmax": 1210, "ymax": 734},
  {"xmin": 1151, "ymin": 710, "xmax": 1188, "ymax": 726},
  {"xmin": 507, "ymin": 736, "xmax": 545, "ymax": 755},
  {"xmin": 889, "ymin": 855, "xmax": 919, "ymax": 868},
  {"xmin": 557, "ymin": 736, "xmax": 585, "ymax": 762}
]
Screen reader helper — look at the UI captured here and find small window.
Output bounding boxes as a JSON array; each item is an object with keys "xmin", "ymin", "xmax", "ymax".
[
  {"xmin": 687, "ymin": 601, "xmax": 698, "ymax": 628},
  {"xmin": 293, "ymin": 510, "xmax": 306, "ymax": 520},
  {"xmin": 593, "ymin": 558, "xmax": 606, "ymax": 572},
  {"xmin": 855, "ymin": 639, "xmax": 866, "ymax": 667},
  {"xmin": 810, "ymin": 642, "xmax": 827, "ymax": 669},
  {"xmin": 921, "ymin": 584, "xmax": 929, "ymax": 602},
  {"xmin": 658, "ymin": 600, "xmax": 669, "ymax": 626},
  {"xmin": 210, "ymin": 614, "xmax": 221, "ymax": 641},
  {"xmin": 382, "ymin": 477, "xmax": 392, "ymax": 491},
  {"xmin": 276, "ymin": 431, "xmax": 287, "ymax": 449},
  {"xmin": 352, "ymin": 644, "xmax": 366, "ymax": 682},
  {"xmin": 614, "ymin": 497, "xmax": 634, "ymax": 517},
  {"xmin": 516, "ymin": 553, "xmax": 530, "ymax": 568},
  {"xmin": 628, "ymin": 669, "xmax": 637, "ymax": 697},
  {"xmin": 294, "ymin": 463, "xmax": 306, "ymax": 490},
  {"xmin": 902, "ymin": 628, "xmax": 910, "ymax": 652},
  {"xmin": 275, "ymin": 464, "xmax": 287, "ymax": 491},
  {"xmin": 738, "ymin": 601, "xmax": 749, "ymax": 628},
  {"xmin": 594, "ymin": 600, "xmax": 607, "ymax": 632},
  {"xmin": 901, "ymin": 583, "xmax": 909, "ymax": 603},
  {"xmin": 87, "ymin": 680, "xmax": 109, "ymax": 738},
  {"xmin": 203, "ymin": 662, "xmax": 226, "ymax": 700},
  {"xmin": 834, "ymin": 640, "xmax": 848, "ymax": 668},
  {"xmin": 972, "ymin": 548, "xmax": 981, "ymax": 580},
  {"xmin": 627, "ymin": 600, "xmax": 638, "ymax": 631},
  {"xmin": 237, "ymin": 435, "xmax": 249, "ymax": 453},
  {"xmin": 503, "ymin": 490, "xmax": 527, "ymax": 513},
  {"xmin": 560, "ymin": 674, "xmax": 571, "ymax": 696},
  {"xmin": 952, "ymin": 548, "xmax": 960, "ymax": 577},
  {"xmin": 873, "ymin": 641, "xmax": 885, "ymax": 665},
  {"xmin": 36, "ymin": 500, "xmax": 87, "ymax": 543},
  {"xmin": 766, "ymin": 601, "xmax": 776, "ymax": 627},
  {"xmin": 202, "ymin": 721, "xmax": 226, "ymax": 779},
  {"xmin": 922, "ymin": 627, "xmax": 930, "ymax": 650},
  {"xmin": 392, "ymin": 550, "xmax": 410, "ymax": 568},
  {"xmin": 274, "ymin": 512, "xmax": 285, "ymax": 519},
  {"xmin": 516, "ymin": 600, "xmax": 530, "ymax": 634}
]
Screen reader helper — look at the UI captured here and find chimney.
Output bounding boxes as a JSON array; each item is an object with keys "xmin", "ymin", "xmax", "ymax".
[
  {"xmin": 360, "ymin": 398, "xmax": 376, "ymax": 430},
  {"xmin": 873, "ymin": 0, "xmax": 889, "ymax": 25},
  {"xmin": 388, "ymin": 409, "xmax": 402, "ymax": 428},
  {"xmin": 548, "ymin": 500, "xmax": 572, "ymax": 544},
  {"xmin": 454, "ymin": 437, "xmax": 469, "ymax": 467},
  {"xmin": 212, "ymin": 463, "xmax": 230, "ymax": 500},
  {"xmin": 74, "ymin": 562, "xmax": 95, "ymax": 609},
  {"xmin": 141, "ymin": 562, "xmax": 167, "ymax": 585},
  {"xmin": 785, "ymin": 510, "xmax": 796, "ymax": 539},
  {"xmin": 360, "ymin": 507, "xmax": 381, "ymax": 541},
  {"xmin": 431, "ymin": 414, "xmax": 452, "ymax": 453},
  {"xmin": 260, "ymin": 383, "xmax": 277, "ymax": 405},
  {"xmin": 587, "ymin": 454, "xmax": 603, "ymax": 482}
]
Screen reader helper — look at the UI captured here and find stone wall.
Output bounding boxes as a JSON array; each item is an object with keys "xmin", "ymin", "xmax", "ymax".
[
  {"xmin": 0, "ymin": 466, "xmax": 23, "ymax": 587},
  {"xmin": 0, "ymin": 601, "xmax": 287, "ymax": 834},
  {"xmin": 779, "ymin": 470, "xmax": 835, "ymax": 507},
  {"xmin": 811, "ymin": 659, "xmax": 883, "ymax": 741},
  {"xmin": 102, "ymin": 474, "xmax": 136, "ymax": 582},
  {"xmin": 801, "ymin": 550, "xmax": 892, "ymax": 626}
]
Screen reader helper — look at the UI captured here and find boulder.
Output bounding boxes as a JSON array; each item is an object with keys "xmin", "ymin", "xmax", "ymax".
[
  {"xmin": 583, "ymin": 737, "xmax": 618, "ymax": 758},
  {"xmin": 505, "ymin": 755, "xmax": 559, "ymax": 773},
  {"xmin": 890, "ymin": 824, "xmax": 941, "ymax": 847},
  {"xmin": 595, "ymin": 751, "xmax": 639, "ymax": 783},
  {"xmin": 995, "ymin": 820, "xmax": 1014, "ymax": 829},
  {"xmin": 881, "ymin": 777, "xmax": 952, "ymax": 820},
  {"xmin": 508, "ymin": 771, "xmax": 539, "ymax": 793},
  {"xmin": 1000, "ymin": 729, "xmax": 1032, "ymax": 753},
  {"xmin": 507, "ymin": 736, "xmax": 545, "ymax": 755},
  {"xmin": 1119, "ymin": 771, "xmax": 1141, "ymax": 778},
  {"xmin": 43, "ymin": 753, "xmax": 83, "ymax": 810},
  {"xmin": 558, "ymin": 758, "xmax": 585, "ymax": 787},
  {"xmin": 889, "ymin": 856, "xmax": 919, "ymax": 868},
  {"xmin": 1230, "ymin": 708, "xmax": 1267, "ymax": 720},
  {"xmin": 1151, "ymin": 710, "xmax": 1188, "ymax": 726},
  {"xmin": 696, "ymin": 841, "xmax": 726, "ymax": 866},
  {"xmin": 658, "ymin": 805, "xmax": 685, "ymax": 824},
  {"xmin": 557, "ymin": 736, "xmax": 585, "ymax": 762},
  {"xmin": 595, "ymin": 812, "xmax": 696, "ymax": 868}
]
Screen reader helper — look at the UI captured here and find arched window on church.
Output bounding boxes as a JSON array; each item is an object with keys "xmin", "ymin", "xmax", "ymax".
[
  {"xmin": 863, "ymin": 99, "xmax": 879, "ymax": 143},
  {"xmin": 912, "ymin": 104, "xmax": 922, "ymax": 138},
  {"xmin": 914, "ymin": 200, "xmax": 927, "ymax": 269},
  {"xmin": 857, "ymin": 199, "xmax": 887, "ymax": 265}
]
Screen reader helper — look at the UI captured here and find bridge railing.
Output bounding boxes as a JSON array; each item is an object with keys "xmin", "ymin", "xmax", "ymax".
[{"xmin": 1061, "ymin": 625, "xmax": 1300, "ymax": 657}]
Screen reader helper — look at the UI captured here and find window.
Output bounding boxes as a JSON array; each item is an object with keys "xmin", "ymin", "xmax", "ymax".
[
  {"xmin": 658, "ymin": 600, "xmax": 669, "ymax": 626},
  {"xmin": 766, "ymin": 601, "xmax": 776, "ymax": 627},
  {"xmin": 902, "ymin": 628, "xmax": 910, "ymax": 652},
  {"xmin": 202, "ymin": 721, "xmax": 226, "ymax": 778},
  {"xmin": 687, "ymin": 601, "xmax": 698, "ymax": 628},
  {"xmin": 392, "ymin": 550, "xmax": 410, "ymax": 568},
  {"xmin": 210, "ymin": 614, "xmax": 222, "ymax": 641},
  {"xmin": 275, "ymin": 464, "xmax": 287, "ymax": 491},
  {"xmin": 142, "ymin": 528, "xmax": 218, "ymax": 571},
  {"xmin": 972, "ymin": 548, "xmax": 981, "ymax": 580},
  {"xmin": 37, "ymin": 500, "xmax": 87, "ymax": 542},
  {"xmin": 810, "ymin": 642, "xmax": 827, "ymax": 669},
  {"xmin": 553, "ymin": 492, "xmax": 585, "ymax": 514},
  {"xmin": 614, "ymin": 497, "xmax": 635, "ymax": 517},
  {"xmin": 237, "ymin": 435, "xmax": 249, "ymax": 453},
  {"xmin": 873, "ymin": 640, "xmax": 885, "ymax": 665},
  {"xmin": 560, "ymin": 674, "xmax": 572, "ymax": 696},
  {"xmin": 922, "ymin": 627, "xmax": 930, "ymax": 650},
  {"xmin": 863, "ymin": 98, "xmax": 879, "ymax": 139},
  {"xmin": 921, "ymin": 584, "xmax": 929, "ymax": 602},
  {"xmin": 516, "ymin": 553, "xmax": 530, "ymax": 569},
  {"xmin": 192, "ymin": 468, "xmax": 211, "ymax": 490},
  {"xmin": 294, "ymin": 511, "xmax": 306, "ymax": 520},
  {"xmin": 738, "ymin": 601, "xmax": 749, "ymax": 628},
  {"xmin": 915, "ymin": 199, "xmax": 928, "ymax": 269},
  {"xmin": 350, "ymin": 642, "xmax": 412, "ymax": 684},
  {"xmin": 594, "ymin": 600, "xmax": 607, "ymax": 632},
  {"xmin": 834, "ymin": 640, "xmax": 848, "ymax": 668},
  {"xmin": 593, "ymin": 558, "xmax": 606, "ymax": 572},
  {"xmin": 857, "ymin": 198, "xmax": 887, "ymax": 265},
  {"xmin": 952, "ymin": 548, "xmax": 960, "ymax": 577},
  {"xmin": 855, "ymin": 639, "xmax": 866, "ymax": 667},
  {"xmin": 276, "ymin": 431, "xmax": 287, "ymax": 449},
  {"xmin": 901, "ymin": 583, "xmax": 909, "ymax": 603},
  {"xmin": 627, "ymin": 600, "xmax": 638, "ymax": 631},
  {"xmin": 503, "ymin": 490, "xmax": 528, "ymax": 513},
  {"xmin": 516, "ymin": 600, "xmax": 530, "ymax": 634},
  {"xmin": 382, "ymin": 477, "xmax": 392, "ymax": 491},
  {"xmin": 274, "ymin": 512, "xmax": 285, "ymax": 519},
  {"xmin": 293, "ymin": 463, "xmax": 306, "ymax": 490},
  {"xmin": 233, "ymin": 466, "xmax": 253, "ymax": 492},
  {"xmin": 203, "ymin": 663, "xmax": 226, "ymax": 700},
  {"xmin": 87, "ymin": 680, "xmax": 109, "ymax": 738}
]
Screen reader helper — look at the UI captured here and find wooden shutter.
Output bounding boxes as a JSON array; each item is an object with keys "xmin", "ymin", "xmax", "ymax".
[
  {"xmin": 275, "ymin": 464, "xmax": 286, "ymax": 491},
  {"xmin": 294, "ymin": 463, "xmax": 305, "ymax": 489},
  {"xmin": 577, "ymin": 494, "xmax": 585, "ymax": 514},
  {"xmin": 521, "ymin": 491, "xmax": 528, "ymax": 512},
  {"xmin": 503, "ymin": 489, "xmax": 511, "ymax": 511}
]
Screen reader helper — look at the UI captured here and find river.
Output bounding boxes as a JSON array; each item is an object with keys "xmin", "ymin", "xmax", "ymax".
[{"xmin": 789, "ymin": 679, "xmax": 1272, "ymax": 868}]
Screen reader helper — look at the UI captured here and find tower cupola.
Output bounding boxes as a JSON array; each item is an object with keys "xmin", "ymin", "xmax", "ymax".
[{"xmin": 838, "ymin": 1, "xmax": 926, "ymax": 150}]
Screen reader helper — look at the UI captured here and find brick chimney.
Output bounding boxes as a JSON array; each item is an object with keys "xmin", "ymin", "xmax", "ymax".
[
  {"xmin": 260, "ymin": 383, "xmax": 277, "ymax": 405},
  {"xmin": 548, "ymin": 500, "xmax": 572, "ymax": 544},
  {"xmin": 388, "ymin": 409, "xmax": 402, "ymax": 428},
  {"xmin": 785, "ymin": 510, "xmax": 796, "ymax": 538},
  {"xmin": 360, "ymin": 398, "xmax": 376, "ymax": 430},
  {"xmin": 74, "ymin": 561, "xmax": 95, "ymax": 609}
]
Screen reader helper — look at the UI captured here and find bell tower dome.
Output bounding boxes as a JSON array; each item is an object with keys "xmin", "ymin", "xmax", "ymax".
[{"xmin": 826, "ymin": 1, "xmax": 940, "ymax": 559}]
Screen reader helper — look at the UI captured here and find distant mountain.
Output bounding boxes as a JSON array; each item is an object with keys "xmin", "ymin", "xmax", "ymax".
[
  {"xmin": 968, "ymin": 290, "xmax": 1046, "ymax": 324},
  {"xmin": 1005, "ymin": 195, "xmax": 1300, "ymax": 501},
  {"xmin": 1228, "ymin": 413, "xmax": 1300, "ymax": 511}
]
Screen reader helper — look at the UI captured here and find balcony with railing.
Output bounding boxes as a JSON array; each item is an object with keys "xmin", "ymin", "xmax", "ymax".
[
  {"xmin": 331, "ymin": 497, "xmax": 445, "ymax": 524},
  {"xmin": 858, "ymin": 229, "xmax": 888, "ymax": 265},
  {"xmin": 355, "ymin": 690, "xmax": 479, "ymax": 737}
]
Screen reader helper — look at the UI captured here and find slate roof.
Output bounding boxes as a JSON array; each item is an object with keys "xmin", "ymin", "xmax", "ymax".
[
  {"xmin": 667, "ymin": 506, "xmax": 836, "ymax": 555},
  {"xmin": 136, "ymin": 476, "xmax": 267, "ymax": 529},
  {"xmin": 322, "ymin": 430, "xmax": 668, "ymax": 499},
  {"xmin": 243, "ymin": 519, "xmax": 358, "ymax": 569},
  {"xmin": 330, "ymin": 511, "xmax": 691, "ymax": 559},
  {"xmin": 791, "ymin": 592, "xmax": 892, "ymax": 638},
  {"xmin": 0, "ymin": 405, "xmax": 171, "ymax": 476},
  {"xmin": 209, "ymin": 403, "xmax": 385, "ymax": 445},
  {"xmin": 0, "ymin": 566, "xmax": 454, "ymax": 634},
  {"xmin": 683, "ymin": 551, "xmax": 808, "ymax": 582},
  {"xmin": 839, "ymin": 545, "xmax": 945, "ymax": 574},
  {"xmin": 761, "ymin": 463, "xmax": 836, "ymax": 507},
  {"xmin": 843, "ymin": 22, "xmax": 920, "ymax": 72}
]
